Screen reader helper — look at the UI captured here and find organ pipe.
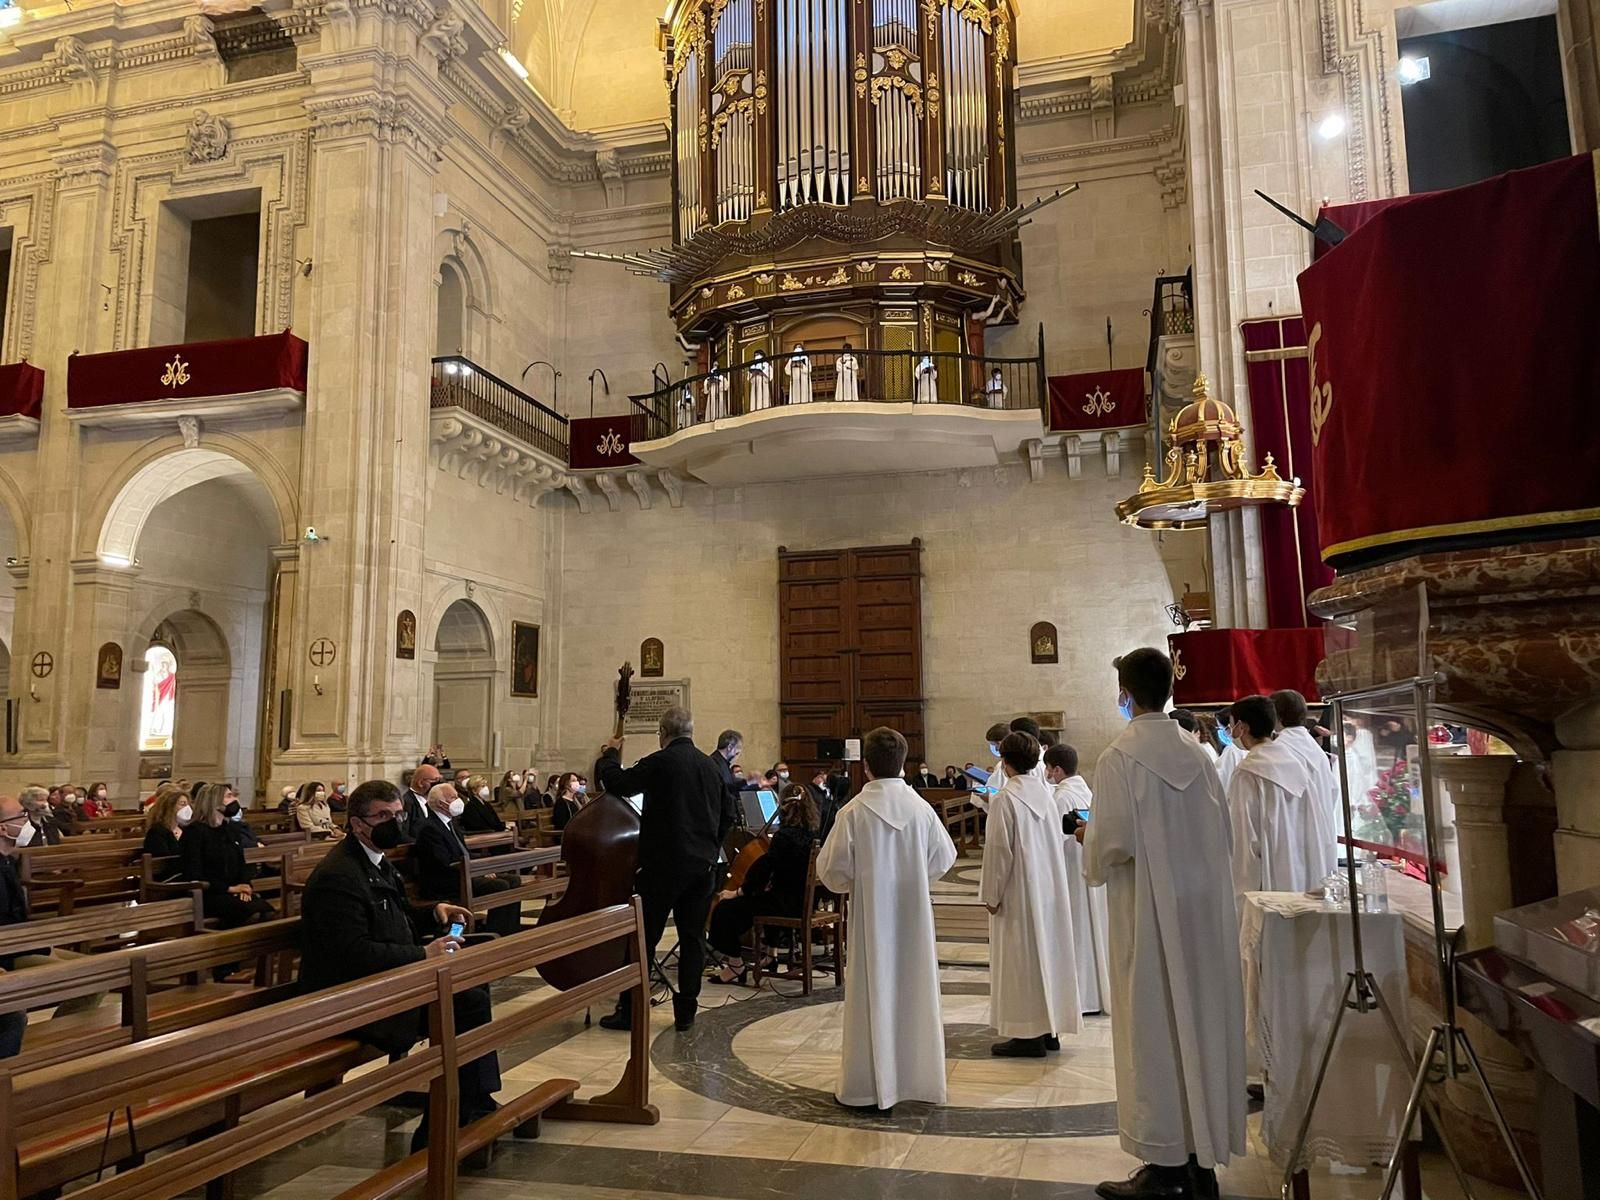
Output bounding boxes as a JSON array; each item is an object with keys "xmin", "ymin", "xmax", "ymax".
[{"xmin": 676, "ymin": 50, "xmax": 701, "ymax": 238}]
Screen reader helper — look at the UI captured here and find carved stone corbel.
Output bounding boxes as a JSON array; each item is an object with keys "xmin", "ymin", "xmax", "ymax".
[
  {"xmin": 564, "ymin": 475, "xmax": 593, "ymax": 514},
  {"xmin": 1104, "ymin": 429, "xmax": 1123, "ymax": 479},
  {"xmin": 656, "ymin": 470, "xmax": 684, "ymax": 509},
  {"xmin": 177, "ymin": 415, "xmax": 202, "ymax": 449},
  {"xmin": 419, "ymin": 4, "xmax": 468, "ymax": 66},
  {"xmin": 1023, "ymin": 438, "xmax": 1045, "ymax": 483},
  {"xmin": 594, "ymin": 473, "xmax": 623, "ymax": 513},
  {"xmin": 1062, "ymin": 434, "xmax": 1083, "ymax": 480},
  {"xmin": 625, "ymin": 469, "xmax": 653, "ymax": 510}
]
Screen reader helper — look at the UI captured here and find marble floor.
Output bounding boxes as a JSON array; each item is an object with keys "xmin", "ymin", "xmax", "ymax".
[{"xmin": 200, "ymin": 855, "xmax": 1521, "ymax": 1200}]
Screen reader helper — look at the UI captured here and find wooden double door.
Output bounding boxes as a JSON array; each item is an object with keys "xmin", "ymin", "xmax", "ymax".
[{"xmin": 778, "ymin": 541, "xmax": 925, "ymax": 777}]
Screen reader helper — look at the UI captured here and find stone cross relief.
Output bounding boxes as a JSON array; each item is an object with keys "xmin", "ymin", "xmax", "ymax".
[{"xmin": 186, "ymin": 110, "xmax": 232, "ymax": 164}]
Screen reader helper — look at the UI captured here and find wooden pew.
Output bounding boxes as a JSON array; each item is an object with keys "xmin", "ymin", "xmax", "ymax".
[
  {"xmin": 18, "ymin": 844, "xmax": 150, "ymax": 914},
  {"xmin": 0, "ymin": 895, "xmax": 204, "ymax": 964},
  {"xmin": 920, "ymin": 788, "xmax": 982, "ymax": 850},
  {"xmin": 139, "ymin": 844, "xmax": 296, "ymax": 914},
  {"xmin": 458, "ymin": 847, "xmax": 564, "ymax": 933},
  {"xmin": 67, "ymin": 813, "xmax": 147, "ymax": 838},
  {"xmin": 0, "ymin": 901, "xmax": 658, "ymax": 1200}
]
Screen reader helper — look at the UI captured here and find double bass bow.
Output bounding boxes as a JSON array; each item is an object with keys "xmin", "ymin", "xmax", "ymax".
[{"xmin": 535, "ymin": 662, "xmax": 642, "ymax": 991}]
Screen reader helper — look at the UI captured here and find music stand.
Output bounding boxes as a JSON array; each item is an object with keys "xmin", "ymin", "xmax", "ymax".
[{"xmin": 1276, "ymin": 675, "xmax": 1543, "ymax": 1200}]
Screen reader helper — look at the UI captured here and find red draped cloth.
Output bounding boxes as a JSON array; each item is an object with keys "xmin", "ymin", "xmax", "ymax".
[
  {"xmin": 0, "ymin": 362, "xmax": 45, "ymax": 419},
  {"xmin": 567, "ymin": 415, "xmax": 643, "ymax": 470},
  {"xmin": 1298, "ymin": 153, "xmax": 1600, "ymax": 568},
  {"xmin": 1168, "ymin": 628, "xmax": 1327, "ymax": 706},
  {"xmin": 67, "ymin": 331, "xmax": 309, "ymax": 409},
  {"xmin": 1046, "ymin": 367, "xmax": 1146, "ymax": 432},
  {"xmin": 1240, "ymin": 316, "xmax": 1333, "ymax": 627}
]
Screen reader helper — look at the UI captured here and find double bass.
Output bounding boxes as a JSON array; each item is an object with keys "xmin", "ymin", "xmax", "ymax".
[{"xmin": 535, "ymin": 663, "xmax": 642, "ymax": 990}]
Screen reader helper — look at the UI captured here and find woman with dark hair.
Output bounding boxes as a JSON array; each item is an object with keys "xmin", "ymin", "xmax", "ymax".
[
  {"xmin": 550, "ymin": 772, "xmax": 585, "ymax": 830},
  {"xmin": 707, "ymin": 784, "xmax": 820, "ymax": 985},
  {"xmin": 294, "ymin": 781, "xmax": 341, "ymax": 839},
  {"xmin": 82, "ymin": 782, "xmax": 114, "ymax": 818}
]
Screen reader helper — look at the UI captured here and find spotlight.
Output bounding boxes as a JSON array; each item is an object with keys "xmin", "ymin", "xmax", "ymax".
[
  {"xmin": 1397, "ymin": 56, "xmax": 1430, "ymax": 85},
  {"xmin": 498, "ymin": 47, "xmax": 530, "ymax": 81},
  {"xmin": 0, "ymin": 3, "xmax": 23, "ymax": 30},
  {"xmin": 1316, "ymin": 113, "xmax": 1347, "ymax": 140}
]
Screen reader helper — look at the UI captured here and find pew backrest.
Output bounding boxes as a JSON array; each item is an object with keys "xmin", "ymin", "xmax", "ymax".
[{"xmin": 0, "ymin": 894, "xmax": 204, "ymax": 961}]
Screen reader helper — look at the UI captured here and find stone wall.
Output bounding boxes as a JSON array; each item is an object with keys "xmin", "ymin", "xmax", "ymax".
[{"xmin": 552, "ymin": 463, "xmax": 1204, "ymax": 785}]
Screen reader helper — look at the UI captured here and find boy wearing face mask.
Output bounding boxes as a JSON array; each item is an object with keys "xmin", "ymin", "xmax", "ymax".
[
  {"xmin": 413, "ymin": 783, "xmax": 521, "ymax": 936},
  {"xmin": 975, "ymin": 722, "xmax": 1011, "ymax": 812}
]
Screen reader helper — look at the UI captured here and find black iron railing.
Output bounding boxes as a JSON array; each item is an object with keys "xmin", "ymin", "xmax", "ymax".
[
  {"xmin": 1145, "ymin": 270, "xmax": 1194, "ymax": 375},
  {"xmin": 429, "ymin": 355, "xmax": 569, "ymax": 462},
  {"xmin": 628, "ymin": 338, "xmax": 1049, "ymax": 441}
]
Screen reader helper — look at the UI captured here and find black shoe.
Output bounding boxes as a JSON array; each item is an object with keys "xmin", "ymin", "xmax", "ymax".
[
  {"xmin": 1094, "ymin": 1164, "xmax": 1192, "ymax": 1200},
  {"xmin": 834, "ymin": 1096, "xmax": 893, "ymax": 1115},
  {"xmin": 1044, "ymin": 1034, "xmax": 1061, "ymax": 1052},
  {"xmin": 674, "ymin": 1014, "xmax": 695, "ymax": 1031},
  {"xmin": 991, "ymin": 1036, "xmax": 1048, "ymax": 1058},
  {"xmin": 1186, "ymin": 1156, "xmax": 1218, "ymax": 1200},
  {"xmin": 598, "ymin": 1011, "xmax": 631, "ymax": 1032},
  {"xmin": 1246, "ymin": 1082, "xmax": 1265, "ymax": 1103},
  {"xmin": 673, "ymin": 998, "xmax": 697, "ymax": 1031}
]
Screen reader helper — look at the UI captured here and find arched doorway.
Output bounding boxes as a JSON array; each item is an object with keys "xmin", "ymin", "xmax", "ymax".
[
  {"xmin": 432, "ymin": 599, "xmax": 495, "ymax": 774},
  {"xmin": 141, "ymin": 610, "xmax": 233, "ymax": 784},
  {"xmin": 436, "ymin": 262, "xmax": 466, "ymax": 356}
]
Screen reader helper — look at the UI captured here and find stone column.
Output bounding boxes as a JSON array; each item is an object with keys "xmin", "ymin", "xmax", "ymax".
[
  {"xmin": 1433, "ymin": 754, "xmax": 1518, "ymax": 949},
  {"xmin": 269, "ymin": 32, "xmax": 452, "ymax": 787},
  {"xmin": 1552, "ymin": 697, "xmax": 1600, "ymax": 892}
]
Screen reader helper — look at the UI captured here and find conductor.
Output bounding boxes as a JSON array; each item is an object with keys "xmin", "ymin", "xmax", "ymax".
[{"xmin": 595, "ymin": 706, "xmax": 736, "ymax": 1032}]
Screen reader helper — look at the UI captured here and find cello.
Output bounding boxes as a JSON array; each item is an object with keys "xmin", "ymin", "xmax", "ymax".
[{"xmin": 535, "ymin": 662, "xmax": 642, "ymax": 990}]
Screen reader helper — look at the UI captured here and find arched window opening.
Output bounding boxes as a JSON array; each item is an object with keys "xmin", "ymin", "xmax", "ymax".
[{"xmin": 436, "ymin": 262, "xmax": 466, "ymax": 356}]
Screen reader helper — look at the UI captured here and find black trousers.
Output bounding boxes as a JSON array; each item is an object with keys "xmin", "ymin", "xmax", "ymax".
[
  {"xmin": 363, "ymin": 983, "xmax": 501, "ymax": 1111},
  {"xmin": 471, "ymin": 876, "xmax": 522, "ymax": 938},
  {"xmin": 616, "ymin": 865, "xmax": 716, "ymax": 1022}
]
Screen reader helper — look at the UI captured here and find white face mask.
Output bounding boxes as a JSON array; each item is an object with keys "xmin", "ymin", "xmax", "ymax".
[
  {"xmin": 447, "ymin": 798, "xmax": 465, "ymax": 817},
  {"xmin": 230, "ymin": 809, "xmax": 244, "ymax": 822},
  {"xmin": 477, "ymin": 787, "xmax": 490, "ymax": 799},
  {"xmin": 176, "ymin": 805, "xmax": 194, "ymax": 826},
  {"xmin": 13, "ymin": 821, "xmax": 37, "ymax": 848},
  {"xmin": 510, "ymin": 776, "xmax": 522, "ymax": 787}
]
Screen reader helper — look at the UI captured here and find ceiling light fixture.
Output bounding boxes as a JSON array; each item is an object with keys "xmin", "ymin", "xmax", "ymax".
[{"xmin": 1397, "ymin": 56, "xmax": 1430, "ymax": 85}]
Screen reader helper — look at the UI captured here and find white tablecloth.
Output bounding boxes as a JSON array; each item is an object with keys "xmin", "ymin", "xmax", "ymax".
[{"xmin": 1242, "ymin": 890, "xmax": 1419, "ymax": 1171}]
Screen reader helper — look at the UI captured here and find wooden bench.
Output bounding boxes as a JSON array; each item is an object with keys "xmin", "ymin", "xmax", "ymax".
[
  {"xmin": 139, "ymin": 844, "xmax": 296, "ymax": 915},
  {"xmin": 0, "ymin": 915, "xmax": 302, "ymax": 1076},
  {"xmin": 0, "ymin": 901, "xmax": 658, "ymax": 1200},
  {"xmin": 67, "ymin": 813, "xmax": 147, "ymax": 838},
  {"xmin": 0, "ymin": 895, "xmax": 204, "ymax": 965},
  {"xmin": 459, "ymin": 847, "xmax": 564, "ymax": 933},
  {"xmin": 16, "ymin": 843, "xmax": 148, "ymax": 914},
  {"xmin": 922, "ymin": 789, "xmax": 982, "ymax": 850}
]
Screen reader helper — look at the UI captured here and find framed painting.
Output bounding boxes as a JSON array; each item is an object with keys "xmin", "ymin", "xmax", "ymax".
[{"xmin": 511, "ymin": 622, "xmax": 540, "ymax": 697}]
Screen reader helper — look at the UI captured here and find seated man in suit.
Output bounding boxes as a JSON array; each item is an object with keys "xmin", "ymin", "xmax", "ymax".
[
  {"xmin": 299, "ymin": 780, "xmax": 499, "ymax": 1149},
  {"xmin": 414, "ymin": 782, "xmax": 520, "ymax": 937}
]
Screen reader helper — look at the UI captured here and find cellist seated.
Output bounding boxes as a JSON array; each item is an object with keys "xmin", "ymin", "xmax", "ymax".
[{"xmin": 708, "ymin": 784, "xmax": 819, "ymax": 984}]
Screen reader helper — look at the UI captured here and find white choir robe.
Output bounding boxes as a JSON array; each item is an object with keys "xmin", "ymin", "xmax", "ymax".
[
  {"xmin": 1054, "ymin": 775, "xmax": 1112, "ymax": 1014},
  {"xmin": 1227, "ymin": 738, "xmax": 1338, "ymax": 900},
  {"xmin": 983, "ymin": 774, "xmax": 1083, "ymax": 1039},
  {"xmin": 675, "ymin": 391, "xmax": 696, "ymax": 430},
  {"xmin": 985, "ymin": 378, "xmax": 1007, "ymax": 408},
  {"xmin": 786, "ymin": 357, "xmax": 813, "ymax": 404},
  {"xmin": 980, "ymin": 757, "xmax": 1045, "ymax": 813},
  {"xmin": 703, "ymin": 376, "xmax": 729, "ymax": 422},
  {"xmin": 914, "ymin": 360, "xmax": 939, "ymax": 403},
  {"xmin": 835, "ymin": 354, "xmax": 861, "ymax": 402},
  {"xmin": 818, "ymin": 778, "xmax": 957, "ymax": 1108},
  {"xmin": 1086, "ymin": 714, "xmax": 1248, "ymax": 1169},
  {"xmin": 1335, "ymin": 726, "xmax": 1380, "ymax": 818},
  {"xmin": 1214, "ymin": 741, "xmax": 1246, "ymax": 796},
  {"xmin": 1277, "ymin": 725, "xmax": 1342, "ymax": 857},
  {"xmin": 747, "ymin": 363, "xmax": 773, "ymax": 411}
]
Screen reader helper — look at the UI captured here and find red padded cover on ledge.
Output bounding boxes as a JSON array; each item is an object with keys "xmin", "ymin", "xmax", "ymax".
[
  {"xmin": 1298, "ymin": 154, "xmax": 1600, "ymax": 568},
  {"xmin": 1168, "ymin": 628, "xmax": 1327, "ymax": 706},
  {"xmin": 67, "ymin": 331, "xmax": 309, "ymax": 409},
  {"xmin": 0, "ymin": 362, "xmax": 44, "ymax": 419}
]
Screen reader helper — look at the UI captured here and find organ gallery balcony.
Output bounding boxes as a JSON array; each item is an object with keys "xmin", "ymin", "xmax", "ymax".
[
  {"xmin": 66, "ymin": 331, "xmax": 308, "ymax": 430},
  {"xmin": 626, "ymin": 343, "xmax": 1047, "ymax": 486}
]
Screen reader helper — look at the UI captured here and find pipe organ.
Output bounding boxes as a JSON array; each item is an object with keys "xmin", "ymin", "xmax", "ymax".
[{"xmin": 662, "ymin": 0, "xmax": 1023, "ymax": 369}]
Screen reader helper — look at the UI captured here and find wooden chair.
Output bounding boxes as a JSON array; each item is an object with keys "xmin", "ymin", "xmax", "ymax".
[{"xmin": 751, "ymin": 846, "xmax": 846, "ymax": 996}]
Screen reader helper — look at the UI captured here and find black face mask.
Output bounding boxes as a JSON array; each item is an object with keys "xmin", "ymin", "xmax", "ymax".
[
  {"xmin": 365, "ymin": 817, "xmax": 404, "ymax": 850},
  {"xmin": 224, "ymin": 801, "xmax": 241, "ymax": 819}
]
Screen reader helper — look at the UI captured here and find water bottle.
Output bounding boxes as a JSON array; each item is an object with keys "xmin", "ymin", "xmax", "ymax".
[
  {"xmin": 1361, "ymin": 859, "xmax": 1389, "ymax": 913},
  {"xmin": 1321, "ymin": 870, "xmax": 1348, "ymax": 909}
]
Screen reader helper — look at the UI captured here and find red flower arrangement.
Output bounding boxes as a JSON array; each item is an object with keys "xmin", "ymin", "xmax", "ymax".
[{"xmin": 1359, "ymin": 760, "xmax": 1413, "ymax": 841}]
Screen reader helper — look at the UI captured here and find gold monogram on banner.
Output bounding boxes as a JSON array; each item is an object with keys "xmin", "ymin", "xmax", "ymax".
[
  {"xmin": 1172, "ymin": 648, "xmax": 1187, "ymax": 680},
  {"xmin": 1083, "ymin": 386, "xmax": 1115, "ymax": 417},
  {"xmin": 596, "ymin": 430, "xmax": 625, "ymax": 456},
  {"xmin": 160, "ymin": 356, "xmax": 191, "ymax": 388},
  {"xmin": 1307, "ymin": 322, "xmax": 1334, "ymax": 445}
]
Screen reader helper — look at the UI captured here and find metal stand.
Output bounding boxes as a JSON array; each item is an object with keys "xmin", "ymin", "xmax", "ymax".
[{"xmin": 1277, "ymin": 676, "xmax": 1544, "ymax": 1200}]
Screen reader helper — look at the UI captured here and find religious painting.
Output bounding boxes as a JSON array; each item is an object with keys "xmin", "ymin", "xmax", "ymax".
[
  {"xmin": 1030, "ymin": 621, "xmax": 1059, "ymax": 664},
  {"xmin": 640, "ymin": 637, "xmax": 665, "ymax": 678},
  {"xmin": 96, "ymin": 641, "xmax": 123, "ymax": 689},
  {"xmin": 139, "ymin": 645, "xmax": 178, "ymax": 752},
  {"xmin": 511, "ymin": 622, "xmax": 540, "ymax": 697},
  {"xmin": 396, "ymin": 609, "xmax": 417, "ymax": 660}
]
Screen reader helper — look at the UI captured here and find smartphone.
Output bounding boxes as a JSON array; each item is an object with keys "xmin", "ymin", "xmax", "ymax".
[{"xmin": 447, "ymin": 922, "xmax": 465, "ymax": 939}]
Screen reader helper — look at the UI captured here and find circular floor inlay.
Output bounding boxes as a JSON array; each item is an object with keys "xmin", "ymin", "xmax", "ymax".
[{"xmin": 654, "ymin": 989, "xmax": 1119, "ymax": 1138}]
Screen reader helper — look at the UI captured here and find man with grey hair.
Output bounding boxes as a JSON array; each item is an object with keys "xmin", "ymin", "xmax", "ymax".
[{"xmin": 594, "ymin": 706, "xmax": 737, "ymax": 1032}]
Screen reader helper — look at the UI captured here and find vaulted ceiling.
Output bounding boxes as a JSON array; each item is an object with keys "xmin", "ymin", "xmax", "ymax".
[{"xmin": 508, "ymin": 0, "xmax": 1140, "ymax": 132}]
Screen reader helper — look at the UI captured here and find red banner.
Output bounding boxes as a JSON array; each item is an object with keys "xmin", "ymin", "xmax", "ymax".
[
  {"xmin": 0, "ymin": 362, "xmax": 44, "ymax": 420},
  {"xmin": 67, "ymin": 331, "xmax": 308, "ymax": 410},
  {"xmin": 1169, "ymin": 628, "xmax": 1327, "ymax": 706},
  {"xmin": 567, "ymin": 415, "xmax": 642, "ymax": 470},
  {"xmin": 1298, "ymin": 153, "xmax": 1600, "ymax": 568},
  {"xmin": 1240, "ymin": 316, "xmax": 1332, "ymax": 628},
  {"xmin": 1047, "ymin": 367, "xmax": 1146, "ymax": 432}
]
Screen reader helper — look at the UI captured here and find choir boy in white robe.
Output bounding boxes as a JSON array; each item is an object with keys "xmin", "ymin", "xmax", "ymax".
[
  {"xmin": 747, "ymin": 353, "xmax": 774, "ymax": 410},
  {"xmin": 1045, "ymin": 742, "xmax": 1111, "ymax": 1015},
  {"xmin": 1211, "ymin": 705, "xmax": 1247, "ymax": 796},
  {"xmin": 1271, "ymin": 690, "xmax": 1341, "ymax": 856},
  {"xmin": 982, "ymin": 732, "xmax": 1082, "ymax": 1056},
  {"xmin": 702, "ymin": 369, "xmax": 729, "ymax": 421},
  {"xmin": 983, "ymin": 717, "xmax": 1050, "ymax": 810},
  {"xmin": 817, "ymin": 726, "xmax": 957, "ymax": 1111},
  {"xmin": 1083, "ymin": 648, "xmax": 1246, "ymax": 1200},
  {"xmin": 974, "ymin": 721, "xmax": 1011, "ymax": 813},
  {"xmin": 1226, "ymin": 695, "xmax": 1338, "ymax": 899},
  {"xmin": 785, "ymin": 344, "xmax": 813, "ymax": 404},
  {"xmin": 985, "ymin": 367, "xmax": 1008, "ymax": 408},
  {"xmin": 913, "ymin": 355, "xmax": 939, "ymax": 403},
  {"xmin": 835, "ymin": 343, "xmax": 861, "ymax": 402}
]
